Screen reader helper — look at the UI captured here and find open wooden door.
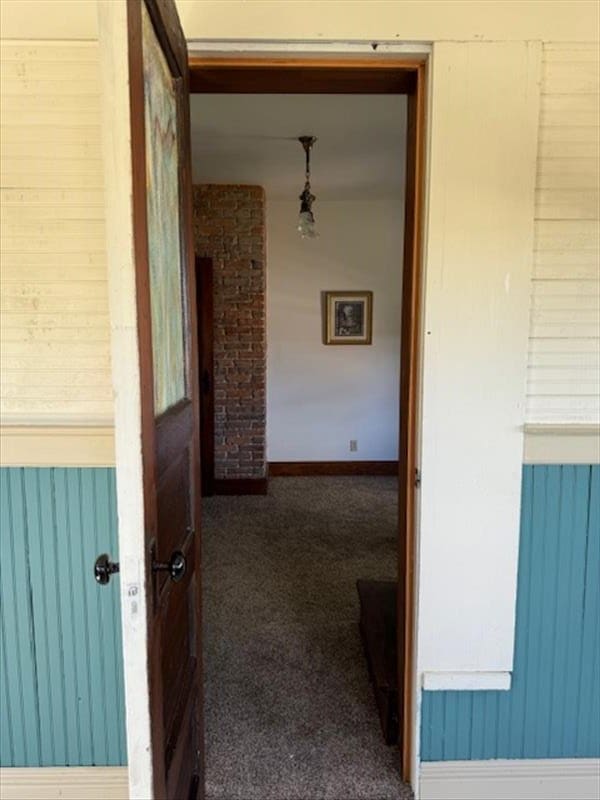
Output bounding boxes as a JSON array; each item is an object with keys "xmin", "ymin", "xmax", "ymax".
[
  {"xmin": 98, "ymin": 1, "xmax": 203, "ymax": 798},
  {"xmin": 128, "ymin": 1, "xmax": 203, "ymax": 798}
]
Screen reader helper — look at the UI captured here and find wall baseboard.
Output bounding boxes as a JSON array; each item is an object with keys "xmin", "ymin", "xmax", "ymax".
[
  {"xmin": 269, "ymin": 460, "xmax": 399, "ymax": 476},
  {"xmin": 0, "ymin": 767, "xmax": 128, "ymax": 800},
  {"xmin": 213, "ymin": 477, "xmax": 268, "ymax": 495},
  {"xmin": 419, "ymin": 759, "xmax": 600, "ymax": 800}
]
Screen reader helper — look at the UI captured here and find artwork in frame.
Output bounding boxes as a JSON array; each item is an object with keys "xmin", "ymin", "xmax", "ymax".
[
  {"xmin": 142, "ymin": 3, "xmax": 186, "ymax": 416},
  {"xmin": 322, "ymin": 291, "xmax": 373, "ymax": 345}
]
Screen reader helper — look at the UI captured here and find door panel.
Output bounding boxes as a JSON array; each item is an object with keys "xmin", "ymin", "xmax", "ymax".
[{"xmin": 127, "ymin": 0, "xmax": 203, "ymax": 797}]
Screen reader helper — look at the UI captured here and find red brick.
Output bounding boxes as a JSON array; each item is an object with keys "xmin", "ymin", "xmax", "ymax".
[{"xmin": 193, "ymin": 184, "xmax": 266, "ymax": 481}]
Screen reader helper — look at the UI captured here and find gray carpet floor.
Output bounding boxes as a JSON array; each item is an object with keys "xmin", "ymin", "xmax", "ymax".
[{"xmin": 202, "ymin": 476, "xmax": 413, "ymax": 800}]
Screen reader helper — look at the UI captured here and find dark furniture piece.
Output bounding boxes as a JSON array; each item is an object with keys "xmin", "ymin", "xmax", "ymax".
[{"xmin": 357, "ymin": 579, "xmax": 399, "ymax": 746}]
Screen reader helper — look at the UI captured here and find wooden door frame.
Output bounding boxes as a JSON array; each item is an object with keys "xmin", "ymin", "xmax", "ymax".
[
  {"xmin": 195, "ymin": 255, "xmax": 215, "ymax": 496},
  {"xmin": 188, "ymin": 54, "xmax": 427, "ymax": 784}
]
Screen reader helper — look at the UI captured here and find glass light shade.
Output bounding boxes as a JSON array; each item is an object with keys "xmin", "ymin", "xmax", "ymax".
[{"xmin": 297, "ymin": 210, "xmax": 318, "ymax": 239}]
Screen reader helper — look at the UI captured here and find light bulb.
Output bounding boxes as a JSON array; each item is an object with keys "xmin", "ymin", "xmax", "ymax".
[{"xmin": 298, "ymin": 210, "xmax": 318, "ymax": 239}]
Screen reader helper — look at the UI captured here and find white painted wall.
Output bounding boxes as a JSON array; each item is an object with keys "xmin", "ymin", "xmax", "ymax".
[
  {"xmin": 417, "ymin": 42, "xmax": 541, "ymax": 680},
  {"xmin": 526, "ymin": 43, "xmax": 600, "ymax": 424},
  {"xmin": 1, "ymin": 9, "xmax": 596, "ymax": 452},
  {"xmin": 180, "ymin": 0, "xmax": 598, "ymax": 43},
  {"xmin": 0, "ymin": 41, "xmax": 112, "ymax": 426},
  {"xmin": 1, "ymin": 1, "xmax": 597, "ymax": 42},
  {"xmin": 266, "ymin": 198, "xmax": 405, "ymax": 462}
]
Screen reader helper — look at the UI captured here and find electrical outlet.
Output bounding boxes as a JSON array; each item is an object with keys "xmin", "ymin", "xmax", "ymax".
[{"xmin": 349, "ymin": 440, "xmax": 358, "ymax": 452}]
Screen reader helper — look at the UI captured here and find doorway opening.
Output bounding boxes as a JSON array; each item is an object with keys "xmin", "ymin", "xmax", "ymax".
[{"xmin": 189, "ymin": 56, "xmax": 426, "ymax": 798}]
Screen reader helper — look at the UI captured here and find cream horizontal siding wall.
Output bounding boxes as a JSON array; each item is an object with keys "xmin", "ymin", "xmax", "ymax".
[
  {"xmin": 0, "ymin": 42, "xmax": 112, "ymax": 426},
  {"xmin": 527, "ymin": 43, "xmax": 600, "ymax": 424},
  {"xmin": 1, "ymin": 38, "xmax": 598, "ymax": 441}
]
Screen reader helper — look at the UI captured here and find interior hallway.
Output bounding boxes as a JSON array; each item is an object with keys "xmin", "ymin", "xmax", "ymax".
[{"xmin": 202, "ymin": 476, "xmax": 412, "ymax": 800}]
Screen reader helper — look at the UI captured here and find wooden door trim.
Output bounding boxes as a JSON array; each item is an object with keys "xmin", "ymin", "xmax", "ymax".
[
  {"xmin": 196, "ymin": 256, "xmax": 215, "ymax": 496},
  {"xmin": 398, "ymin": 61, "xmax": 426, "ymax": 782},
  {"xmin": 188, "ymin": 54, "xmax": 426, "ymax": 784},
  {"xmin": 189, "ymin": 55, "xmax": 423, "ymax": 94}
]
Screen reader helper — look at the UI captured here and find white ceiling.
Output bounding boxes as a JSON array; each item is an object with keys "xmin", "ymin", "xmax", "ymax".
[{"xmin": 190, "ymin": 94, "xmax": 407, "ymax": 200}]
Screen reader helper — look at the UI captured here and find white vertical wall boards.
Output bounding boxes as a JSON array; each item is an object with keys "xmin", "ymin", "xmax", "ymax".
[{"xmin": 418, "ymin": 42, "xmax": 541, "ymax": 680}]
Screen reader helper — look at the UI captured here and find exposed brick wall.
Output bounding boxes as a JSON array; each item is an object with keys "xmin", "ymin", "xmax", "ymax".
[{"xmin": 192, "ymin": 185, "xmax": 266, "ymax": 481}]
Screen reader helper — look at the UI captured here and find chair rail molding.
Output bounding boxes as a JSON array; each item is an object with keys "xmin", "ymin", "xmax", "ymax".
[
  {"xmin": 0, "ymin": 424, "xmax": 115, "ymax": 467},
  {"xmin": 2, "ymin": 424, "xmax": 596, "ymax": 469},
  {"xmin": 422, "ymin": 671, "xmax": 511, "ymax": 691},
  {"xmin": 523, "ymin": 424, "xmax": 600, "ymax": 465}
]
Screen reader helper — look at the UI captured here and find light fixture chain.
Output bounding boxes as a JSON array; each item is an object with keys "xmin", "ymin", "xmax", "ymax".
[{"xmin": 297, "ymin": 135, "xmax": 318, "ymax": 238}]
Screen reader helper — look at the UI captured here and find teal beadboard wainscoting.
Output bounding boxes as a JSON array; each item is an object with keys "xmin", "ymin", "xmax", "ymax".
[
  {"xmin": 421, "ymin": 464, "xmax": 600, "ymax": 761},
  {"xmin": 2, "ymin": 465, "xmax": 598, "ymax": 768},
  {"xmin": 0, "ymin": 468, "xmax": 126, "ymax": 767}
]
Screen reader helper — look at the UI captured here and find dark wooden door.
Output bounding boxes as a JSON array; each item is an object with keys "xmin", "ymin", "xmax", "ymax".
[
  {"xmin": 196, "ymin": 256, "xmax": 215, "ymax": 496},
  {"xmin": 127, "ymin": 1, "xmax": 203, "ymax": 797}
]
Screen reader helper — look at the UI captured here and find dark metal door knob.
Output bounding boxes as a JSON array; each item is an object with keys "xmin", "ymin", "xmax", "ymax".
[
  {"xmin": 152, "ymin": 550, "xmax": 186, "ymax": 583},
  {"xmin": 94, "ymin": 553, "xmax": 120, "ymax": 585}
]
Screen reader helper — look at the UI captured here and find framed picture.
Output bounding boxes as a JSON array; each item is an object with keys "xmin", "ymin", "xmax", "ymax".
[{"xmin": 322, "ymin": 291, "xmax": 373, "ymax": 345}]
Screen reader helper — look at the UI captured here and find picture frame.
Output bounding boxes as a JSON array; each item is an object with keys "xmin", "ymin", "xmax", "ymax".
[{"xmin": 322, "ymin": 291, "xmax": 373, "ymax": 345}]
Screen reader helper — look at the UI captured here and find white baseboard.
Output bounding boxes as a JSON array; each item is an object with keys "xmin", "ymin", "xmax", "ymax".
[
  {"xmin": 0, "ymin": 767, "xmax": 128, "ymax": 800},
  {"xmin": 420, "ymin": 759, "xmax": 600, "ymax": 800}
]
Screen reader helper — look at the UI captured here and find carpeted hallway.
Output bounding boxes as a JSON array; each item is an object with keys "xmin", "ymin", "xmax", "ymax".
[{"xmin": 202, "ymin": 476, "xmax": 413, "ymax": 800}]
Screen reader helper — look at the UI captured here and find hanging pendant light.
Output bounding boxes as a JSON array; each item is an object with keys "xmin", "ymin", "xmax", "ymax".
[{"xmin": 297, "ymin": 136, "xmax": 318, "ymax": 239}]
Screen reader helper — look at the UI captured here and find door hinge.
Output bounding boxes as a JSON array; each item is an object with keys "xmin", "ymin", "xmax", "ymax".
[{"xmin": 414, "ymin": 468, "xmax": 421, "ymax": 488}]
